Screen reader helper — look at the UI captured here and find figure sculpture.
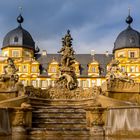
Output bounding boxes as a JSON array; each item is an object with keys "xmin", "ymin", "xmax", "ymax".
[
  {"xmin": 0, "ymin": 57, "xmax": 20, "ymax": 91},
  {"xmin": 106, "ymin": 59, "xmax": 134, "ymax": 83},
  {"xmin": 57, "ymin": 30, "xmax": 78, "ymax": 90}
]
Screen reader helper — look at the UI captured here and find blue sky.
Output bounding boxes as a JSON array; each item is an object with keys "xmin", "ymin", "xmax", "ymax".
[{"xmin": 0, "ymin": 0, "xmax": 140, "ymax": 54}]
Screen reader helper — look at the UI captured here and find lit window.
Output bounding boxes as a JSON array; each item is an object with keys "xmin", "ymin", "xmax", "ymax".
[
  {"xmin": 32, "ymin": 66, "xmax": 36, "ymax": 72},
  {"xmin": 12, "ymin": 50, "xmax": 20, "ymax": 57},
  {"xmin": 14, "ymin": 36, "xmax": 18, "ymax": 42},
  {"xmin": 129, "ymin": 52, "xmax": 135, "ymax": 58},
  {"xmin": 22, "ymin": 65, "xmax": 27, "ymax": 72}
]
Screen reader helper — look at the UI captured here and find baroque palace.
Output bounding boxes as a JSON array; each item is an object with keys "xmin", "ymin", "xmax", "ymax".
[{"xmin": 0, "ymin": 13, "xmax": 140, "ymax": 89}]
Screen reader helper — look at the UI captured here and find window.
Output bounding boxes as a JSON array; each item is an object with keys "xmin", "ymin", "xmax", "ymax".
[
  {"xmin": 14, "ymin": 36, "xmax": 18, "ymax": 42},
  {"xmin": 24, "ymin": 51, "xmax": 30, "ymax": 57},
  {"xmin": 3, "ymin": 51, "xmax": 8, "ymax": 57},
  {"xmin": 92, "ymin": 67, "xmax": 96, "ymax": 72},
  {"xmin": 50, "ymin": 80, "xmax": 55, "ymax": 87},
  {"xmin": 81, "ymin": 80, "xmax": 87, "ymax": 88},
  {"xmin": 51, "ymin": 67, "xmax": 56, "ymax": 72},
  {"xmin": 22, "ymin": 65, "xmax": 27, "ymax": 72},
  {"xmin": 129, "ymin": 52, "xmax": 135, "ymax": 58},
  {"xmin": 31, "ymin": 80, "xmax": 37, "ymax": 87},
  {"xmin": 32, "ymin": 66, "xmax": 36, "ymax": 72},
  {"xmin": 130, "ymin": 66, "xmax": 135, "ymax": 72},
  {"xmin": 41, "ymin": 80, "xmax": 48, "ymax": 88},
  {"xmin": 121, "ymin": 66, "xmax": 125, "ymax": 72},
  {"xmin": 91, "ymin": 80, "xmax": 96, "ymax": 87},
  {"xmin": 136, "ymin": 66, "xmax": 139, "ymax": 72},
  {"xmin": 21, "ymin": 80, "xmax": 27, "ymax": 86},
  {"xmin": 12, "ymin": 50, "xmax": 20, "ymax": 57},
  {"xmin": 118, "ymin": 51, "xmax": 125, "ymax": 58}
]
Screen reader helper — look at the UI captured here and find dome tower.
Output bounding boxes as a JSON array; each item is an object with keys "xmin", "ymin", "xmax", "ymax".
[
  {"xmin": 113, "ymin": 12, "xmax": 140, "ymax": 60},
  {"xmin": 113, "ymin": 13, "xmax": 140, "ymax": 54},
  {"xmin": 2, "ymin": 13, "xmax": 36, "ymax": 58}
]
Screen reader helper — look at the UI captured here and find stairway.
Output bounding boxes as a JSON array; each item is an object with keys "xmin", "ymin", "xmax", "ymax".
[{"xmin": 28, "ymin": 98, "xmax": 90, "ymax": 136}]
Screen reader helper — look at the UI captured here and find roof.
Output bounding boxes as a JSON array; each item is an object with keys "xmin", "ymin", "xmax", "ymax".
[
  {"xmin": 113, "ymin": 26, "xmax": 140, "ymax": 52},
  {"xmin": 36, "ymin": 53, "xmax": 113, "ymax": 77},
  {"xmin": 113, "ymin": 14, "xmax": 140, "ymax": 52},
  {"xmin": 2, "ymin": 26, "xmax": 35, "ymax": 50}
]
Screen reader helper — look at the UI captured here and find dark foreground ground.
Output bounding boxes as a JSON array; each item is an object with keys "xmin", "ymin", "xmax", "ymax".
[{"xmin": 0, "ymin": 135, "xmax": 140, "ymax": 140}]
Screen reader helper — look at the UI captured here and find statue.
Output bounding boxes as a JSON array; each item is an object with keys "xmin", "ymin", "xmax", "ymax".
[
  {"xmin": 4, "ymin": 58, "xmax": 18, "ymax": 75},
  {"xmin": 106, "ymin": 59, "xmax": 134, "ymax": 83},
  {"xmin": 0, "ymin": 57, "xmax": 21, "ymax": 92},
  {"xmin": 57, "ymin": 30, "xmax": 78, "ymax": 90}
]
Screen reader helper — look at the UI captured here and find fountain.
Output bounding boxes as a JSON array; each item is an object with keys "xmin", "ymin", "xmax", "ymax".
[{"xmin": 0, "ymin": 31, "xmax": 140, "ymax": 138}]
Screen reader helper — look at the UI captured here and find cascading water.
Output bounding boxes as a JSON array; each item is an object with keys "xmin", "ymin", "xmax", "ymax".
[
  {"xmin": 0, "ymin": 108, "xmax": 11, "ymax": 135},
  {"xmin": 105, "ymin": 107, "xmax": 140, "ymax": 136}
]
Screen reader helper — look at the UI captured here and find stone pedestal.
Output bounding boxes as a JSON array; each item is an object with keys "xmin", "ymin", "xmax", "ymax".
[
  {"xmin": 12, "ymin": 126, "xmax": 26, "ymax": 134},
  {"xmin": 85, "ymin": 106, "xmax": 105, "ymax": 136},
  {"xmin": 8, "ymin": 107, "xmax": 32, "ymax": 135},
  {"xmin": 90, "ymin": 125, "xmax": 104, "ymax": 136}
]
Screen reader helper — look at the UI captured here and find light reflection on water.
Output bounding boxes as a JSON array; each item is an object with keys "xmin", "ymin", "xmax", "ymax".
[{"xmin": 0, "ymin": 135, "xmax": 140, "ymax": 140}]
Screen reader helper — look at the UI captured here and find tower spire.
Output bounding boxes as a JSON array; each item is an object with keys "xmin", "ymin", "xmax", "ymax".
[
  {"xmin": 126, "ymin": 7, "xmax": 133, "ymax": 26},
  {"xmin": 128, "ymin": 7, "xmax": 130, "ymax": 16},
  {"xmin": 17, "ymin": 6, "xmax": 24, "ymax": 27}
]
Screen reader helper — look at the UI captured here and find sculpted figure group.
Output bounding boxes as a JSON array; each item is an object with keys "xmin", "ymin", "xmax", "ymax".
[
  {"xmin": 106, "ymin": 59, "xmax": 134, "ymax": 83},
  {"xmin": 0, "ymin": 58, "xmax": 23, "ymax": 92},
  {"xmin": 57, "ymin": 30, "xmax": 78, "ymax": 90}
]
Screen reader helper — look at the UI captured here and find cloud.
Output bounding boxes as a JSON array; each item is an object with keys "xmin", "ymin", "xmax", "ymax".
[{"xmin": 0, "ymin": 0, "xmax": 140, "ymax": 53}]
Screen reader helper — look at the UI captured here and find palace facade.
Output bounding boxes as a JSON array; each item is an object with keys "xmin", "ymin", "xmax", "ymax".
[{"xmin": 0, "ymin": 13, "xmax": 140, "ymax": 89}]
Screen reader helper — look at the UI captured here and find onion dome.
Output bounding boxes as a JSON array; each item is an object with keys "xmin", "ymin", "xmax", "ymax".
[
  {"xmin": 2, "ymin": 14, "xmax": 35, "ymax": 50},
  {"xmin": 113, "ymin": 14, "xmax": 140, "ymax": 52}
]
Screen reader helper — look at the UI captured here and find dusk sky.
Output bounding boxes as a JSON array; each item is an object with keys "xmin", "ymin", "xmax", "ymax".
[{"xmin": 0, "ymin": 0, "xmax": 140, "ymax": 54}]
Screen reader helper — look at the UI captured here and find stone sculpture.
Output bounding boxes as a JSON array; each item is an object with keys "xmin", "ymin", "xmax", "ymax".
[
  {"xmin": 106, "ymin": 59, "xmax": 134, "ymax": 83},
  {"xmin": 57, "ymin": 30, "xmax": 78, "ymax": 90},
  {"xmin": 0, "ymin": 57, "xmax": 24, "ymax": 93}
]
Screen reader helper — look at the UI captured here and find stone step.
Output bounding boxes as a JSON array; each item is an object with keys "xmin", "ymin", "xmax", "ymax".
[
  {"xmin": 32, "ymin": 108, "xmax": 85, "ymax": 113},
  {"xmin": 32, "ymin": 113, "xmax": 86, "ymax": 119},
  {"xmin": 32, "ymin": 118, "xmax": 86, "ymax": 123},
  {"xmin": 29, "ymin": 97, "xmax": 94, "ymax": 106},
  {"xmin": 30, "ymin": 101, "xmax": 88, "ymax": 107},
  {"xmin": 32, "ymin": 105, "xmax": 85, "ymax": 109},
  {"xmin": 32, "ymin": 122, "xmax": 87, "ymax": 129},
  {"xmin": 28, "ymin": 127, "xmax": 89, "ymax": 136}
]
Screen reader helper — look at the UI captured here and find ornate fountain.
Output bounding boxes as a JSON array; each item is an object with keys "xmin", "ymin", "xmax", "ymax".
[{"xmin": 0, "ymin": 31, "xmax": 140, "ymax": 138}]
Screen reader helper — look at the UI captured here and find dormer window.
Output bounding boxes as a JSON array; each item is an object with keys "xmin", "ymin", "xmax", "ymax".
[
  {"xmin": 51, "ymin": 67, "xmax": 56, "ymax": 72},
  {"xmin": 92, "ymin": 67, "xmax": 96, "ymax": 72},
  {"xmin": 14, "ymin": 36, "xmax": 18, "ymax": 43}
]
